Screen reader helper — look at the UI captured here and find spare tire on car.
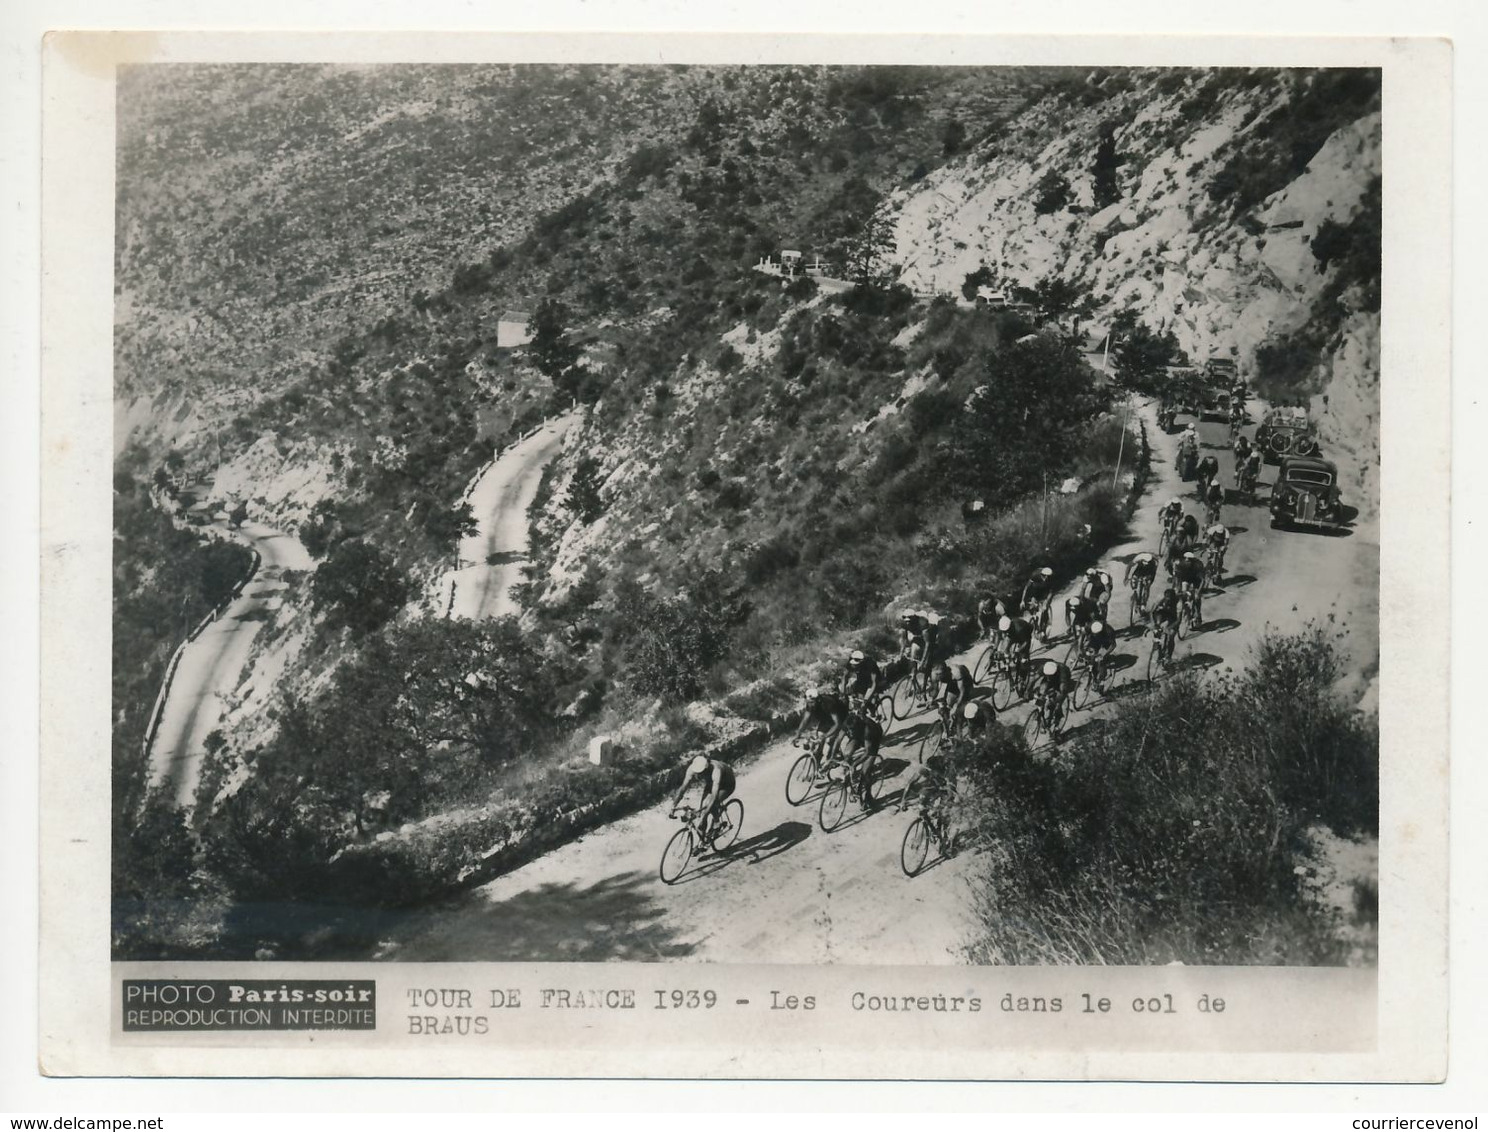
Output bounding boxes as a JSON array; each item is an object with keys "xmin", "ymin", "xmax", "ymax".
[
  {"xmin": 1295, "ymin": 436, "xmax": 1318, "ymax": 456},
  {"xmin": 1269, "ymin": 432, "xmax": 1292, "ymax": 454}
]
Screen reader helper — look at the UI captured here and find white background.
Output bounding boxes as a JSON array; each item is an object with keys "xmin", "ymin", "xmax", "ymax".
[{"xmin": 2, "ymin": 0, "xmax": 1483, "ymax": 1116}]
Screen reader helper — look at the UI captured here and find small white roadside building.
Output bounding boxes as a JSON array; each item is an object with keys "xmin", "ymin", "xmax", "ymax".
[{"xmin": 497, "ymin": 309, "xmax": 533, "ymax": 349}]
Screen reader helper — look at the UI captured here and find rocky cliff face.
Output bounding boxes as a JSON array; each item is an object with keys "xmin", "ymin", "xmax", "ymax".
[{"xmin": 887, "ymin": 69, "xmax": 1381, "ymax": 515}]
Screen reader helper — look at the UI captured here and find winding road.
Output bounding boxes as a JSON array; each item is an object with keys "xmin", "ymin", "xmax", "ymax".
[
  {"xmin": 450, "ymin": 415, "xmax": 578, "ymax": 621},
  {"xmin": 369, "ymin": 398, "xmax": 1380, "ymax": 964},
  {"xmin": 148, "ymin": 520, "xmax": 313, "ymax": 807}
]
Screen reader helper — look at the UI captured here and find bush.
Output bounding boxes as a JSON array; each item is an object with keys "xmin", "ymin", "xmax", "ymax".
[
  {"xmin": 1033, "ymin": 170, "xmax": 1071, "ymax": 215},
  {"xmin": 310, "ymin": 540, "xmax": 409, "ymax": 636},
  {"xmin": 959, "ymin": 626, "xmax": 1377, "ymax": 965}
]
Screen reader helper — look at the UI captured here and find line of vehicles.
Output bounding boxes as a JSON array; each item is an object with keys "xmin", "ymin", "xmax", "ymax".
[{"xmin": 659, "ymin": 384, "xmax": 1352, "ymax": 885}]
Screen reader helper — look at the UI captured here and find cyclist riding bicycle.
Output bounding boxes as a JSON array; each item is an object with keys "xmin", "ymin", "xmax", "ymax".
[
  {"xmin": 997, "ymin": 614, "xmax": 1035, "ymax": 678},
  {"xmin": 1031, "ymin": 658, "xmax": 1077, "ymax": 718},
  {"xmin": 839, "ymin": 649, "xmax": 886, "ymax": 707},
  {"xmin": 1080, "ymin": 618, "xmax": 1118, "ymax": 672},
  {"xmin": 1020, "ymin": 567, "xmax": 1055, "ymax": 618},
  {"xmin": 1126, "ymin": 550, "xmax": 1159, "ymax": 590},
  {"xmin": 1233, "ymin": 433, "xmax": 1251, "ymax": 474},
  {"xmin": 1064, "ymin": 592, "xmax": 1097, "ymax": 637},
  {"xmin": 899, "ymin": 612, "xmax": 939, "ymax": 678},
  {"xmin": 793, "ymin": 685, "xmax": 849, "ymax": 762},
  {"xmin": 669, "ymin": 753, "xmax": 736, "ymax": 847},
  {"xmin": 1204, "ymin": 478, "xmax": 1224, "ymax": 523},
  {"xmin": 931, "ymin": 660, "xmax": 978, "ymax": 735},
  {"xmin": 1204, "ymin": 522, "xmax": 1230, "ymax": 577},
  {"xmin": 1150, "ymin": 585, "xmax": 1179, "ymax": 633},
  {"xmin": 975, "ymin": 592, "xmax": 1016, "ymax": 641},
  {"xmin": 1196, "ymin": 454, "xmax": 1220, "ymax": 494},
  {"xmin": 1081, "ymin": 566, "xmax": 1114, "ymax": 618},
  {"xmin": 837, "ymin": 708, "xmax": 885, "ymax": 801},
  {"xmin": 1158, "ymin": 496, "xmax": 1184, "ymax": 537},
  {"xmin": 1174, "ymin": 551, "xmax": 1206, "ymax": 624}
]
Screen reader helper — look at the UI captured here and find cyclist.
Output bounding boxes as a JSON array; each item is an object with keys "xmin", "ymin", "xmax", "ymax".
[
  {"xmin": 1148, "ymin": 585, "xmax": 1180, "ymax": 667},
  {"xmin": 1126, "ymin": 550, "xmax": 1159, "ymax": 598},
  {"xmin": 1079, "ymin": 618, "xmax": 1118, "ymax": 679},
  {"xmin": 899, "ymin": 611, "xmax": 939, "ymax": 678},
  {"xmin": 931, "ymin": 660, "xmax": 979, "ymax": 735},
  {"xmin": 1158, "ymin": 496, "xmax": 1185, "ymax": 540},
  {"xmin": 1228, "ymin": 400, "xmax": 1245, "ymax": 433},
  {"xmin": 1174, "ymin": 551, "xmax": 1206, "ymax": 625},
  {"xmin": 1204, "ymin": 522, "xmax": 1230, "ymax": 577},
  {"xmin": 1196, "ymin": 454, "xmax": 1220, "ymax": 498},
  {"xmin": 839, "ymin": 649, "xmax": 886, "ymax": 711},
  {"xmin": 837, "ymin": 708, "xmax": 885, "ymax": 803},
  {"xmin": 997, "ymin": 613, "xmax": 1035, "ymax": 681},
  {"xmin": 1064, "ymin": 592, "xmax": 1097, "ymax": 639},
  {"xmin": 1020, "ymin": 566, "xmax": 1055, "ymax": 620},
  {"xmin": 1081, "ymin": 566, "xmax": 1114, "ymax": 619},
  {"xmin": 1204, "ymin": 477, "xmax": 1224, "ymax": 525},
  {"xmin": 1180, "ymin": 510, "xmax": 1202, "ymax": 547},
  {"xmin": 793, "ymin": 685, "xmax": 849, "ymax": 763},
  {"xmin": 1233, "ymin": 433, "xmax": 1252, "ymax": 478},
  {"xmin": 975, "ymin": 592, "xmax": 1016, "ymax": 641},
  {"xmin": 1242, "ymin": 447, "xmax": 1263, "ymax": 492},
  {"xmin": 1031, "ymin": 658, "xmax": 1077, "ymax": 722},
  {"xmin": 669, "ymin": 753, "xmax": 736, "ymax": 848}
]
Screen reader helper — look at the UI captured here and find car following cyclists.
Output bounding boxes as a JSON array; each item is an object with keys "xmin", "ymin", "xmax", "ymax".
[{"xmin": 669, "ymin": 753, "xmax": 736, "ymax": 848}]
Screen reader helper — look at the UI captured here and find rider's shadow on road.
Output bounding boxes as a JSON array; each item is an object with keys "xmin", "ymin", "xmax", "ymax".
[
  {"xmin": 730, "ymin": 820, "xmax": 813, "ymax": 869},
  {"xmin": 1203, "ymin": 618, "xmax": 1242, "ymax": 634},
  {"xmin": 1173, "ymin": 651, "xmax": 1224, "ymax": 673}
]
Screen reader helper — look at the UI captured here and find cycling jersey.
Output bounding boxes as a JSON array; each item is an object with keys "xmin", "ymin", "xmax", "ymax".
[
  {"xmin": 1020, "ymin": 574, "xmax": 1053, "ymax": 608},
  {"xmin": 1084, "ymin": 622, "xmax": 1117, "ymax": 653},
  {"xmin": 1150, "ymin": 592, "xmax": 1179, "ymax": 626},
  {"xmin": 1128, "ymin": 553, "xmax": 1158, "ymax": 582},
  {"xmin": 1174, "ymin": 558, "xmax": 1205, "ymax": 591},
  {"xmin": 1198, "ymin": 456, "xmax": 1219, "ymax": 482},
  {"xmin": 1206, "ymin": 481, "xmax": 1223, "ymax": 504},
  {"xmin": 1034, "ymin": 662, "xmax": 1077, "ymax": 699},
  {"xmin": 841, "ymin": 658, "xmax": 883, "ymax": 699},
  {"xmin": 1001, "ymin": 616, "xmax": 1034, "ymax": 653},
  {"xmin": 1065, "ymin": 594, "xmax": 1096, "ymax": 628},
  {"xmin": 933, "ymin": 663, "xmax": 975, "ymax": 702},
  {"xmin": 841, "ymin": 713, "xmax": 884, "ymax": 756},
  {"xmin": 1180, "ymin": 514, "xmax": 1201, "ymax": 541},
  {"xmin": 1205, "ymin": 526, "xmax": 1229, "ymax": 549},
  {"xmin": 1082, "ymin": 571, "xmax": 1113, "ymax": 604}
]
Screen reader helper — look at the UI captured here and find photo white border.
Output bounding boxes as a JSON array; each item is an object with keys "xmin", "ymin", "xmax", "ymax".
[{"xmin": 5, "ymin": 0, "xmax": 1478, "ymax": 1112}]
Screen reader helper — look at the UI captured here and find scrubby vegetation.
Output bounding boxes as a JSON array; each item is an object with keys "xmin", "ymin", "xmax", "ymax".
[{"xmin": 953, "ymin": 627, "xmax": 1377, "ymax": 965}]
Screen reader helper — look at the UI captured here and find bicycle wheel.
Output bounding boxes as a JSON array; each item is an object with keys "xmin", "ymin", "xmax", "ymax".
[
  {"xmin": 971, "ymin": 643, "xmax": 996, "ymax": 683},
  {"xmin": 659, "ymin": 827, "xmax": 695, "ymax": 885},
  {"xmin": 1176, "ymin": 602, "xmax": 1191, "ymax": 639},
  {"xmin": 1146, "ymin": 643, "xmax": 1161, "ymax": 684},
  {"xmin": 918, "ymin": 723, "xmax": 944, "ymax": 765},
  {"xmin": 900, "ymin": 817, "xmax": 931, "ymax": 877},
  {"xmin": 1071, "ymin": 669, "xmax": 1092, "ymax": 710},
  {"xmin": 1022, "ymin": 708, "xmax": 1044, "ymax": 747},
  {"xmin": 891, "ymin": 676, "xmax": 916, "ymax": 721},
  {"xmin": 785, "ymin": 753, "xmax": 816, "ymax": 806},
  {"xmin": 711, "ymin": 799, "xmax": 744, "ymax": 851},
  {"xmin": 991, "ymin": 666, "xmax": 1015, "ymax": 712},
  {"xmin": 818, "ymin": 779, "xmax": 849, "ymax": 832}
]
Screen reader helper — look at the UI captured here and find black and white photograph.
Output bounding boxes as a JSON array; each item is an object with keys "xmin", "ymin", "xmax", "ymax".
[{"xmin": 106, "ymin": 57, "xmax": 1387, "ymax": 970}]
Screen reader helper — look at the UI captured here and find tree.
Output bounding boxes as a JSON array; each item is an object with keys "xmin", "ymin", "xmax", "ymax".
[
  {"xmin": 961, "ymin": 265, "xmax": 996, "ymax": 301},
  {"xmin": 228, "ymin": 500, "xmax": 249, "ymax": 529},
  {"xmin": 1093, "ymin": 122, "xmax": 1122, "ymax": 209},
  {"xmin": 425, "ymin": 501, "xmax": 479, "ymax": 550},
  {"xmin": 1111, "ymin": 315, "xmax": 1182, "ymax": 387},
  {"xmin": 942, "ymin": 118, "xmax": 968, "ymax": 156},
  {"xmin": 310, "ymin": 540, "xmax": 409, "ymax": 635},
  {"xmin": 612, "ymin": 568, "xmax": 751, "ymax": 703},
  {"xmin": 1033, "ymin": 170, "xmax": 1071, "ymax": 216},
  {"xmin": 844, "ymin": 210, "xmax": 898, "ymax": 289},
  {"xmin": 563, "ymin": 457, "xmax": 606, "ymax": 524},
  {"xmin": 528, "ymin": 297, "xmax": 580, "ymax": 382},
  {"xmin": 198, "ymin": 540, "xmax": 254, "ymax": 608}
]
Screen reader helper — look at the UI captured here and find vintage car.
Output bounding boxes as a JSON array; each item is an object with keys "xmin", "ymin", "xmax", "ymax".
[
  {"xmin": 1197, "ymin": 382, "xmax": 1233, "ymax": 422},
  {"xmin": 1253, "ymin": 405, "xmax": 1321, "ymax": 462},
  {"xmin": 1269, "ymin": 456, "xmax": 1345, "ymax": 530}
]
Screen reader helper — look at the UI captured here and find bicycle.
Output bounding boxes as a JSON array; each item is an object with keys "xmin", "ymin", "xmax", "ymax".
[
  {"xmin": 1237, "ymin": 464, "xmax": 1259, "ymax": 506},
  {"xmin": 985, "ymin": 650, "xmax": 1028, "ymax": 712},
  {"xmin": 1158, "ymin": 513, "xmax": 1180, "ymax": 557},
  {"xmin": 900, "ymin": 791, "xmax": 954, "ymax": 877},
  {"xmin": 1022, "ymin": 688, "xmax": 1070, "ymax": 746},
  {"xmin": 1071, "ymin": 647, "xmax": 1114, "ymax": 709},
  {"xmin": 1205, "ymin": 497, "xmax": 1222, "ymax": 527},
  {"xmin": 785, "ymin": 734, "xmax": 833, "ymax": 805},
  {"xmin": 817, "ymin": 746, "xmax": 884, "ymax": 832},
  {"xmin": 848, "ymin": 690, "xmax": 893, "ymax": 730},
  {"xmin": 971, "ymin": 638, "xmax": 1000, "ymax": 683},
  {"xmin": 1177, "ymin": 587, "xmax": 1202, "ymax": 638},
  {"xmin": 1128, "ymin": 572, "xmax": 1153, "ymax": 625},
  {"xmin": 659, "ymin": 800, "xmax": 744, "ymax": 885},
  {"xmin": 890, "ymin": 666, "xmax": 934, "ymax": 721},
  {"xmin": 1203, "ymin": 545, "xmax": 1226, "ymax": 589},
  {"xmin": 1146, "ymin": 620, "xmax": 1178, "ymax": 683}
]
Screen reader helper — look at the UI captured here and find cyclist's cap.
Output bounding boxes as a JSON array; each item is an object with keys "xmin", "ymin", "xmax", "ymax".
[
  {"xmin": 687, "ymin": 755, "xmax": 708, "ymax": 776},
  {"xmin": 849, "ymin": 650, "xmax": 864, "ymax": 664},
  {"xmin": 1039, "ymin": 567, "xmax": 1053, "ymax": 576},
  {"xmin": 963, "ymin": 702, "xmax": 980, "ymax": 719},
  {"xmin": 997, "ymin": 616, "xmax": 1011, "ymax": 632},
  {"xmin": 1043, "ymin": 661, "xmax": 1058, "ymax": 676},
  {"xmin": 1184, "ymin": 551, "xmax": 1197, "ymax": 559},
  {"xmin": 1090, "ymin": 621, "xmax": 1104, "ymax": 634}
]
